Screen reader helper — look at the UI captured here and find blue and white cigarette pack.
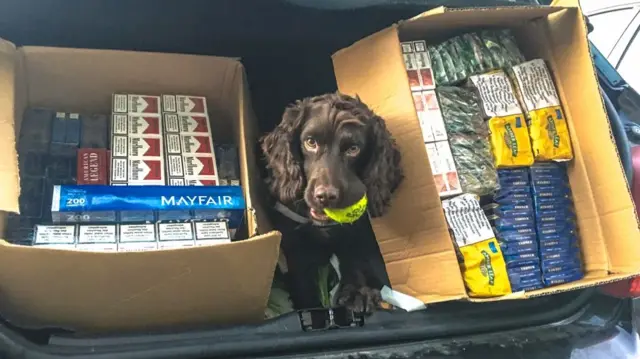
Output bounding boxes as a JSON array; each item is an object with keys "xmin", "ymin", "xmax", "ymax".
[{"xmin": 50, "ymin": 185, "xmax": 246, "ymax": 231}]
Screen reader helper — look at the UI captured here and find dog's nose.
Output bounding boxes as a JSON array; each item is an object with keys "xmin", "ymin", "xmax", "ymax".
[{"xmin": 314, "ymin": 185, "xmax": 339, "ymax": 206}]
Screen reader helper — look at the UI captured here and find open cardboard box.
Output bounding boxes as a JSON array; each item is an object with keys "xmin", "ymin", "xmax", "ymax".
[
  {"xmin": 0, "ymin": 40, "xmax": 281, "ymax": 332},
  {"xmin": 332, "ymin": 0, "xmax": 640, "ymax": 303}
]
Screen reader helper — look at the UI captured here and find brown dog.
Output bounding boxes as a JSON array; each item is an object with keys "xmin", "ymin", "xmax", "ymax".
[{"xmin": 260, "ymin": 92, "xmax": 403, "ymax": 312}]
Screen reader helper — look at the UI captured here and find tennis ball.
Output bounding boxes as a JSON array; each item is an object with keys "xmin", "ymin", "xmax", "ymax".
[{"xmin": 323, "ymin": 194, "xmax": 368, "ymax": 224}]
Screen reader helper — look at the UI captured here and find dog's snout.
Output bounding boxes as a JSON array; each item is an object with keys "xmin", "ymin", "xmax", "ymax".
[{"xmin": 314, "ymin": 185, "xmax": 340, "ymax": 207}]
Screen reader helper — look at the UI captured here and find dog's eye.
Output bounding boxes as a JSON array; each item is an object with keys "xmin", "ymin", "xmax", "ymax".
[
  {"xmin": 304, "ymin": 138, "xmax": 318, "ymax": 151},
  {"xmin": 345, "ymin": 145, "xmax": 360, "ymax": 156}
]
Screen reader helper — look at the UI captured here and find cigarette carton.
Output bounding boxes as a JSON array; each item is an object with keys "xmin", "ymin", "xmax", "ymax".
[
  {"xmin": 19, "ymin": 177, "xmax": 45, "ymax": 219},
  {"xmin": 157, "ymin": 222, "xmax": 195, "ymax": 249},
  {"xmin": 179, "ymin": 115, "xmax": 211, "ymax": 134},
  {"xmin": 5, "ymin": 215, "xmax": 37, "ymax": 245},
  {"xmin": 194, "ymin": 220, "xmax": 231, "ymax": 246},
  {"xmin": 425, "ymin": 141, "xmax": 462, "ymax": 198},
  {"xmin": 128, "ymin": 158, "xmax": 165, "ymax": 184},
  {"xmin": 50, "ymin": 185, "xmax": 245, "ymax": 229},
  {"xmin": 128, "ymin": 115, "xmax": 162, "ymax": 136},
  {"xmin": 214, "ymin": 145, "xmax": 241, "ymax": 185},
  {"xmin": 33, "ymin": 224, "xmax": 77, "ymax": 249},
  {"xmin": 413, "ymin": 91, "xmax": 447, "ymax": 143},
  {"xmin": 19, "ymin": 152, "xmax": 47, "ymax": 178},
  {"xmin": 76, "ymin": 224, "xmax": 117, "ymax": 252},
  {"xmin": 77, "ymin": 148, "xmax": 108, "ymax": 185},
  {"xmin": 19, "ymin": 108, "xmax": 54, "ymax": 154},
  {"xmin": 50, "ymin": 112, "xmax": 80, "ymax": 157},
  {"xmin": 163, "ymin": 95, "xmax": 209, "ymax": 114},
  {"xmin": 118, "ymin": 224, "xmax": 158, "ymax": 252},
  {"xmin": 80, "ymin": 114, "xmax": 109, "ymax": 148},
  {"xmin": 112, "ymin": 94, "xmax": 161, "ymax": 115},
  {"xmin": 183, "ymin": 155, "xmax": 218, "ymax": 177},
  {"xmin": 181, "ymin": 135, "xmax": 214, "ymax": 155},
  {"xmin": 401, "ymin": 41, "xmax": 435, "ymax": 92}
]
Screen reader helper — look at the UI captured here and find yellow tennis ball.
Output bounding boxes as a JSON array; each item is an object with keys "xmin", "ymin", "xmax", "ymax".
[{"xmin": 323, "ymin": 194, "xmax": 368, "ymax": 224}]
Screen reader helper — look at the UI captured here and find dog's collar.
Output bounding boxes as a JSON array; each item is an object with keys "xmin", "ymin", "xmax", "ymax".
[{"xmin": 273, "ymin": 201, "xmax": 341, "ymax": 228}]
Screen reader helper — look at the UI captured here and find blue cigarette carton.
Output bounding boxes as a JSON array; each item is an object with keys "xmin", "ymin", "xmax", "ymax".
[{"xmin": 50, "ymin": 185, "xmax": 245, "ymax": 230}]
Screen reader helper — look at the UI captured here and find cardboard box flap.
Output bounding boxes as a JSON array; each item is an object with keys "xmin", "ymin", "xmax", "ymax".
[
  {"xmin": 551, "ymin": 0, "xmax": 580, "ymax": 8},
  {"xmin": 0, "ymin": 38, "xmax": 20, "ymax": 214},
  {"xmin": 0, "ymin": 231, "xmax": 281, "ymax": 332},
  {"xmin": 333, "ymin": 27, "xmax": 467, "ymax": 301},
  {"xmin": 544, "ymin": 7, "xmax": 640, "ymax": 274},
  {"xmin": 400, "ymin": 6, "xmax": 563, "ymax": 40}
]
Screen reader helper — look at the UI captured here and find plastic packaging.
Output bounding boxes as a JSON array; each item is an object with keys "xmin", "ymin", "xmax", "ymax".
[
  {"xmin": 428, "ymin": 29, "xmax": 525, "ymax": 86},
  {"xmin": 437, "ymin": 87, "xmax": 498, "ymax": 196}
]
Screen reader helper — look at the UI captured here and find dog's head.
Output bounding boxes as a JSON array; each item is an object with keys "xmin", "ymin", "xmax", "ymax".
[{"xmin": 261, "ymin": 92, "xmax": 403, "ymax": 222}]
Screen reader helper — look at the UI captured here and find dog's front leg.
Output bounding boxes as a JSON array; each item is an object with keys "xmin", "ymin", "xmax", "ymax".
[
  {"xmin": 283, "ymin": 250, "xmax": 325, "ymax": 310},
  {"xmin": 335, "ymin": 258, "xmax": 383, "ymax": 314}
]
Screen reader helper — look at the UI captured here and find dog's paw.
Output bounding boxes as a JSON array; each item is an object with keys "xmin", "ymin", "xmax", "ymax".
[{"xmin": 336, "ymin": 284, "xmax": 382, "ymax": 314}]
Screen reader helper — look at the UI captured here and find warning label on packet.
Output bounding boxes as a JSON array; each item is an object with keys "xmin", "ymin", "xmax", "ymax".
[
  {"xmin": 158, "ymin": 223, "xmax": 194, "ymax": 241},
  {"xmin": 164, "ymin": 113, "xmax": 180, "ymax": 133},
  {"xmin": 120, "ymin": 224, "xmax": 156, "ymax": 242},
  {"xmin": 34, "ymin": 225, "xmax": 76, "ymax": 244},
  {"xmin": 111, "ymin": 158, "xmax": 127, "ymax": 182},
  {"xmin": 441, "ymin": 194, "xmax": 495, "ymax": 247},
  {"xmin": 112, "ymin": 135, "xmax": 128, "ymax": 157},
  {"xmin": 162, "ymin": 95, "xmax": 177, "ymax": 113},
  {"xmin": 112, "ymin": 114, "xmax": 128, "ymax": 134},
  {"xmin": 165, "ymin": 134, "xmax": 182, "ymax": 154},
  {"xmin": 470, "ymin": 72, "xmax": 521, "ymax": 118},
  {"xmin": 167, "ymin": 155, "xmax": 184, "ymax": 176},
  {"xmin": 195, "ymin": 221, "xmax": 230, "ymax": 240},
  {"xmin": 78, "ymin": 225, "xmax": 117, "ymax": 243},
  {"xmin": 511, "ymin": 59, "xmax": 560, "ymax": 111},
  {"xmin": 112, "ymin": 94, "xmax": 128, "ymax": 113}
]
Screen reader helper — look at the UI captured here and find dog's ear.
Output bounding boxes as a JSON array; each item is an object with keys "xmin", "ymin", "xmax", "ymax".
[
  {"xmin": 260, "ymin": 102, "xmax": 306, "ymax": 204},
  {"xmin": 361, "ymin": 109, "xmax": 404, "ymax": 218}
]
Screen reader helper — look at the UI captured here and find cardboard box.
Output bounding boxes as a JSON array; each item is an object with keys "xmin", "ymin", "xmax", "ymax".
[
  {"xmin": 332, "ymin": 0, "xmax": 640, "ymax": 304},
  {"xmin": 0, "ymin": 41, "xmax": 280, "ymax": 331}
]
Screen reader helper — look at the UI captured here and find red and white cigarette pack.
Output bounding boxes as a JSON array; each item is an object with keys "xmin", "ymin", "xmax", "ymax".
[
  {"xmin": 401, "ymin": 41, "xmax": 435, "ymax": 92},
  {"xmin": 425, "ymin": 141, "xmax": 462, "ymax": 198},
  {"xmin": 161, "ymin": 95, "xmax": 218, "ymax": 186},
  {"xmin": 412, "ymin": 91, "xmax": 447, "ymax": 143},
  {"xmin": 77, "ymin": 148, "xmax": 109, "ymax": 185},
  {"xmin": 112, "ymin": 94, "xmax": 161, "ymax": 115},
  {"xmin": 110, "ymin": 93, "xmax": 165, "ymax": 185}
]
